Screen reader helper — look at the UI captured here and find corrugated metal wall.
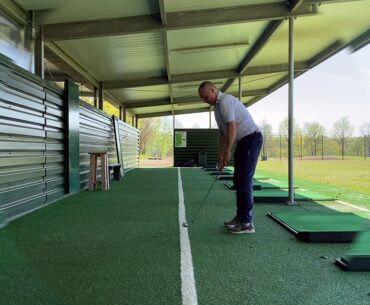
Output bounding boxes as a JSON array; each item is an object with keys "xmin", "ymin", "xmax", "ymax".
[
  {"xmin": 79, "ymin": 102, "xmax": 118, "ymax": 189},
  {"xmin": 79, "ymin": 102, "xmax": 139, "ymax": 188},
  {"xmin": 0, "ymin": 57, "xmax": 140, "ymax": 225},
  {"xmin": 173, "ymin": 129, "xmax": 219, "ymax": 167},
  {"xmin": 0, "ymin": 56, "xmax": 65, "ymax": 225},
  {"xmin": 118, "ymin": 120, "xmax": 140, "ymax": 172}
]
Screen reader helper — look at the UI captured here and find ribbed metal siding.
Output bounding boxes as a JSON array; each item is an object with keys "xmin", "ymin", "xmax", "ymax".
[
  {"xmin": 174, "ymin": 129, "xmax": 220, "ymax": 167},
  {"xmin": 79, "ymin": 101, "xmax": 117, "ymax": 189},
  {"xmin": 118, "ymin": 120, "xmax": 139, "ymax": 172},
  {"xmin": 44, "ymin": 88, "xmax": 65, "ymax": 202},
  {"xmin": 0, "ymin": 57, "xmax": 65, "ymax": 225}
]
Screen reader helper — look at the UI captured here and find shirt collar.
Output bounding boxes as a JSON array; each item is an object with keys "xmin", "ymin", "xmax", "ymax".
[{"xmin": 216, "ymin": 91, "xmax": 222, "ymax": 104}]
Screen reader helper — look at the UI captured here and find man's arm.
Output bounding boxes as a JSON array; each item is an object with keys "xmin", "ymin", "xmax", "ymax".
[
  {"xmin": 218, "ymin": 130, "xmax": 227, "ymax": 169},
  {"xmin": 219, "ymin": 121, "xmax": 236, "ymax": 169}
]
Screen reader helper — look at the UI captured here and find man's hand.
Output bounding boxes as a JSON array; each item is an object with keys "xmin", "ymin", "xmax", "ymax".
[
  {"xmin": 222, "ymin": 150, "xmax": 231, "ymax": 168},
  {"xmin": 218, "ymin": 150, "xmax": 231, "ymax": 170}
]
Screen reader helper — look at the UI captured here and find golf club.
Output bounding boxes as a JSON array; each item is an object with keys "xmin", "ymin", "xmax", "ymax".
[{"xmin": 182, "ymin": 167, "xmax": 221, "ymax": 228}]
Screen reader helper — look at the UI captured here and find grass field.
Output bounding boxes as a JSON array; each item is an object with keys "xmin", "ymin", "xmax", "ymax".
[{"xmin": 257, "ymin": 159, "xmax": 370, "ymax": 210}]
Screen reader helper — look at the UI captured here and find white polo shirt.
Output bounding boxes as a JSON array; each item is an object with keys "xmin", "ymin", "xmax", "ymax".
[{"xmin": 214, "ymin": 91, "xmax": 259, "ymax": 141}]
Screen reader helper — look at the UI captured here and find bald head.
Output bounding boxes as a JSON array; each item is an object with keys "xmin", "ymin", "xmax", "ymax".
[{"xmin": 198, "ymin": 81, "xmax": 219, "ymax": 106}]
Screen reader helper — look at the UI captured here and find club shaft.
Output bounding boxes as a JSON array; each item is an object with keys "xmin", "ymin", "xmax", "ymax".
[{"xmin": 190, "ymin": 177, "xmax": 218, "ymax": 223}]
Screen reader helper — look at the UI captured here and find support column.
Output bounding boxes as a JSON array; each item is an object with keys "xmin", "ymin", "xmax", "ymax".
[
  {"xmin": 122, "ymin": 107, "xmax": 127, "ymax": 123},
  {"xmin": 173, "ymin": 114, "xmax": 176, "ymax": 129},
  {"xmin": 98, "ymin": 81, "xmax": 103, "ymax": 110},
  {"xmin": 64, "ymin": 80, "xmax": 80, "ymax": 193},
  {"xmin": 34, "ymin": 33, "xmax": 44, "ymax": 78},
  {"xmin": 93, "ymin": 87, "xmax": 98, "ymax": 108},
  {"xmin": 135, "ymin": 114, "xmax": 139, "ymax": 129},
  {"xmin": 288, "ymin": 17, "xmax": 295, "ymax": 205},
  {"xmin": 119, "ymin": 106, "xmax": 123, "ymax": 120},
  {"xmin": 33, "ymin": 12, "xmax": 44, "ymax": 78}
]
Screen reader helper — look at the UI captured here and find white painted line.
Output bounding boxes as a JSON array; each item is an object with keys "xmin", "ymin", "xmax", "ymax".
[
  {"xmin": 178, "ymin": 168, "xmax": 198, "ymax": 305},
  {"xmin": 336, "ymin": 200, "xmax": 370, "ymax": 212}
]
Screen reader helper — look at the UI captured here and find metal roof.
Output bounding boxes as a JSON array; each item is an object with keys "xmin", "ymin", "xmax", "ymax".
[{"xmin": 12, "ymin": 0, "xmax": 370, "ymax": 118}]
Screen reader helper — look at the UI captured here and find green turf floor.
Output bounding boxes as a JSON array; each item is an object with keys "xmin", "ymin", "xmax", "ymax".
[
  {"xmin": 268, "ymin": 212, "xmax": 368, "ymax": 232},
  {"xmin": 0, "ymin": 169, "xmax": 181, "ymax": 305},
  {"xmin": 180, "ymin": 168, "xmax": 370, "ymax": 305},
  {"xmin": 348, "ymin": 230, "xmax": 370, "ymax": 256},
  {"xmin": 253, "ymin": 188, "xmax": 336, "ymax": 201},
  {"xmin": 225, "ymin": 179, "xmax": 290, "ymax": 189},
  {"xmin": 1, "ymin": 168, "xmax": 370, "ymax": 305}
]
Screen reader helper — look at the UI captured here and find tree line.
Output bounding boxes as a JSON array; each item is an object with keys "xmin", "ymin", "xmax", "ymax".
[
  {"xmin": 259, "ymin": 117, "xmax": 370, "ymax": 160},
  {"xmin": 138, "ymin": 116, "xmax": 370, "ymax": 160}
]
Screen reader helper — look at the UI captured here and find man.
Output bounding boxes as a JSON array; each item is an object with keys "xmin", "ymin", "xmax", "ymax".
[{"xmin": 198, "ymin": 81, "xmax": 263, "ymax": 234}]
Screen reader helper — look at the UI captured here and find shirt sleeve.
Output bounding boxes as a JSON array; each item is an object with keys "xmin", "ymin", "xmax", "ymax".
[{"xmin": 219, "ymin": 96, "xmax": 235, "ymax": 123}]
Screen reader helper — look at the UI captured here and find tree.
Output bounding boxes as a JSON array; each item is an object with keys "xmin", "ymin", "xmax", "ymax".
[
  {"xmin": 138, "ymin": 118, "xmax": 156, "ymax": 155},
  {"xmin": 331, "ymin": 117, "xmax": 354, "ymax": 160},
  {"xmin": 278, "ymin": 118, "xmax": 301, "ymax": 158},
  {"xmin": 278, "ymin": 117, "xmax": 300, "ymax": 137},
  {"xmin": 259, "ymin": 119, "xmax": 273, "ymax": 159},
  {"xmin": 303, "ymin": 122, "xmax": 325, "ymax": 156},
  {"xmin": 359, "ymin": 123, "xmax": 370, "ymax": 157}
]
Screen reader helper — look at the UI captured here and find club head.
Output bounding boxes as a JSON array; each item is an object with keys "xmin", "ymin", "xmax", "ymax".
[{"xmin": 182, "ymin": 222, "xmax": 188, "ymax": 228}]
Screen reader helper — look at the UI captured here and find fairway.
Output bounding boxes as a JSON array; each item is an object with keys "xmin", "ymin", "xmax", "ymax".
[
  {"xmin": 257, "ymin": 159, "xmax": 370, "ymax": 210},
  {"xmin": 1, "ymin": 168, "xmax": 370, "ymax": 305}
]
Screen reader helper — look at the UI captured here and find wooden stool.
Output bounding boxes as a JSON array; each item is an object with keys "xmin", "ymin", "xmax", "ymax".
[{"xmin": 88, "ymin": 152, "xmax": 109, "ymax": 191}]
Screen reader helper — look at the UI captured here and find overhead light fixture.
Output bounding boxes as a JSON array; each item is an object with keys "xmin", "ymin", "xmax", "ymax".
[{"xmin": 171, "ymin": 42, "xmax": 249, "ymax": 54}]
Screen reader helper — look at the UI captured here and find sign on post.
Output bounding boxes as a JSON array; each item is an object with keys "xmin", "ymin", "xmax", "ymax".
[{"xmin": 175, "ymin": 131, "xmax": 187, "ymax": 148}]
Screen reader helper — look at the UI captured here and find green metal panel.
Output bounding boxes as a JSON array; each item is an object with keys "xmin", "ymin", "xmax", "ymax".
[
  {"xmin": 174, "ymin": 128, "xmax": 234, "ymax": 167},
  {"xmin": 65, "ymin": 79, "xmax": 80, "ymax": 193}
]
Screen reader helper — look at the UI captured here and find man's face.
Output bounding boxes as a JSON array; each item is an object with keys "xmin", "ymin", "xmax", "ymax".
[{"xmin": 199, "ymin": 86, "xmax": 217, "ymax": 105}]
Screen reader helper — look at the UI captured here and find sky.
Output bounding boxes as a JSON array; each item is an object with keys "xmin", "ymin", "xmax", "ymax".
[{"xmin": 175, "ymin": 45, "xmax": 370, "ymax": 135}]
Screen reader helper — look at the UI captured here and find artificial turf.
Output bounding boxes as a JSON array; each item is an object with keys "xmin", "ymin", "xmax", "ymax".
[
  {"xmin": 0, "ymin": 169, "xmax": 181, "ymax": 305},
  {"xmin": 348, "ymin": 231, "xmax": 370, "ymax": 256},
  {"xmin": 180, "ymin": 168, "xmax": 370, "ymax": 305},
  {"xmin": 1, "ymin": 168, "xmax": 369, "ymax": 305},
  {"xmin": 268, "ymin": 212, "xmax": 368, "ymax": 232}
]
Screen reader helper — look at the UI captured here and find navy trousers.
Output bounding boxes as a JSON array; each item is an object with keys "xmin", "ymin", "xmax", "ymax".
[{"xmin": 233, "ymin": 131, "xmax": 263, "ymax": 223}]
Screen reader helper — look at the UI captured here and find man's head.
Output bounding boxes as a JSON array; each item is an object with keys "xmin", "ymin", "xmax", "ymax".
[{"xmin": 198, "ymin": 81, "xmax": 219, "ymax": 106}]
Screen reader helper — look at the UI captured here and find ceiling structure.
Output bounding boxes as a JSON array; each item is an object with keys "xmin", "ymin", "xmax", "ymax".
[{"xmin": 10, "ymin": 0, "xmax": 370, "ymax": 118}]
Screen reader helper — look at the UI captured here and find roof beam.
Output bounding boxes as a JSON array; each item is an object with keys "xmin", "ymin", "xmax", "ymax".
[
  {"xmin": 41, "ymin": 2, "xmax": 317, "ymax": 41},
  {"xmin": 125, "ymin": 89, "xmax": 268, "ymax": 109},
  {"xmin": 159, "ymin": 0, "xmax": 167, "ymax": 25},
  {"xmin": 125, "ymin": 98, "xmax": 172, "ymax": 109},
  {"xmin": 222, "ymin": 19, "xmax": 285, "ymax": 92},
  {"xmin": 239, "ymin": 20, "xmax": 285, "ymax": 75},
  {"xmin": 103, "ymin": 61, "xmax": 308, "ymax": 89},
  {"xmin": 44, "ymin": 42, "xmax": 99, "ymax": 88},
  {"xmin": 103, "ymin": 77, "xmax": 168, "ymax": 89},
  {"xmin": 287, "ymin": 0, "xmax": 305, "ymax": 12},
  {"xmin": 349, "ymin": 29, "xmax": 370, "ymax": 53},
  {"xmin": 244, "ymin": 39, "xmax": 349, "ymax": 107},
  {"xmin": 0, "ymin": 0, "xmax": 27, "ymax": 25},
  {"xmin": 137, "ymin": 107, "xmax": 210, "ymax": 119},
  {"xmin": 308, "ymin": 40, "xmax": 345, "ymax": 68},
  {"xmin": 159, "ymin": 1, "xmax": 175, "ymax": 115}
]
